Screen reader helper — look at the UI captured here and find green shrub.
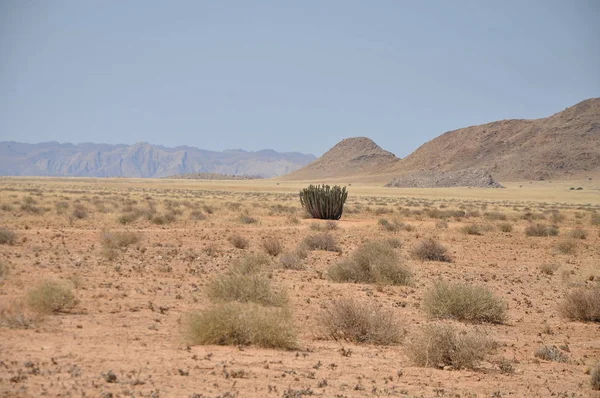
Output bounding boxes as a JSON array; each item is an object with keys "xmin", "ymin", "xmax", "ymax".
[
  {"xmin": 525, "ymin": 223, "xmax": 559, "ymax": 237},
  {"xmin": 424, "ymin": 281, "xmax": 506, "ymax": 323},
  {"xmin": 321, "ymin": 298, "xmax": 403, "ymax": 345},
  {"xmin": 0, "ymin": 228, "xmax": 16, "ymax": 245},
  {"xmin": 184, "ymin": 302, "xmax": 296, "ymax": 349},
  {"xmin": 299, "ymin": 184, "xmax": 348, "ymax": 220},
  {"xmin": 559, "ymin": 286, "xmax": 600, "ymax": 322},
  {"xmin": 328, "ymin": 241, "xmax": 411, "ymax": 286},
  {"xmin": 27, "ymin": 281, "xmax": 78, "ymax": 314},
  {"xmin": 408, "ymin": 324, "xmax": 493, "ymax": 369},
  {"xmin": 411, "ymin": 238, "xmax": 452, "ymax": 262}
]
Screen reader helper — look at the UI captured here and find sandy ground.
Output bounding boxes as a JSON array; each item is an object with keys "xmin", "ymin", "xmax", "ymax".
[{"xmin": 1, "ymin": 177, "xmax": 599, "ymax": 397}]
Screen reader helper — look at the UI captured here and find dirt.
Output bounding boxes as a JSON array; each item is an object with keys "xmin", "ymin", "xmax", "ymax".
[{"xmin": 1, "ymin": 178, "xmax": 599, "ymax": 398}]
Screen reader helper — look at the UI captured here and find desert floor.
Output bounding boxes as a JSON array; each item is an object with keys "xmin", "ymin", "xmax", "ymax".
[{"xmin": 1, "ymin": 177, "xmax": 599, "ymax": 398}]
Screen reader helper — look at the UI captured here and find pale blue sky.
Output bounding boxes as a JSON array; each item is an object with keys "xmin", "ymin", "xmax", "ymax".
[{"xmin": 1, "ymin": 1, "xmax": 599, "ymax": 157}]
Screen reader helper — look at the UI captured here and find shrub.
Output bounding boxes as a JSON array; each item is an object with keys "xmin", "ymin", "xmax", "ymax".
[
  {"xmin": 591, "ymin": 213, "xmax": 600, "ymax": 226},
  {"xmin": 321, "ymin": 298, "xmax": 403, "ymax": 345},
  {"xmin": 101, "ymin": 230, "xmax": 141, "ymax": 249},
  {"xmin": 379, "ymin": 218, "xmax": 413, "ymax": 232},
  {"xmin": 232, "ymin": 253, "xmax": 271, "ymax": 274},
  {"xmin": 484, "ymin": 211, "xmax": 507, "ymax": 221},
  {"xmin": 460, "ymin": 224, "xmax": 484, "ymax": 235},
  {"xmin": 0, "ymin": 228, "xmax": 16, "ymax": 245},
  {"xmin": 408, "ymin": 324, "xmax": 493, "ymax": 369},
  {"xmin": 184, "ymin": 302, "xmax": 296, "ymax": 349},
  {"xmin": 239, "ymin": 214, "xmax": 259, "ymax": 224},
  {"xmin": 534, "ymin": 345, "xmax": 568, "ymax": 363},
  {"xmin": 0, "ymin": 261, "xmax": 9, "ymax": 283},
  {"xmin": 228, "ymin": 234, "xmax": 249, "ymax": 249},
  {"xmin": 189, "ymin": 210, "xmax": 206, "ymax": 220},
  {"xmin": 310, "ymin": 220, "xmax": 339, "ymax": 231},
  {"xmin": 525, "ymin": 223, "xmax": 559, "ymax": 237},
  {"xmin": 569, "ymin": 228, "xmax": 587, "ymax": 239},
  {"xmin": 279, "ymin": 252, "xmax": 304, "ymax": 270},
  {"xmin": 591, "ymin": 363, "xmax": 600, "ymax": 391},
  {"xmin": 299, "ymin": 184, "xmax": 348, "ymax": 220},
  {"xmin": 262, "ymin": 238, "xmax": 283, "ymax": 256},
  {"xmin": 328, "ymin": 241, "xmax": 411, "ymax": 286},
  {"xmin": 498, "ymin": 222, "xmax": 513, "ymax": 233},
  {"xmin": 117, "ymin": 211, "xmax": 141, "ymax": 225},
  {"xmin": 151, "ymin": 213, "xmax": 176, "ymax": 225},
  {"xmin": 554, "ymin": 239, "xmax": 577, "ymax": 255},
  {"xmin": 559, "ymin": 286, "xmax": 600, "ymax": 322},
  {"xmin": 435, "ymin": 220, "xmax": 448, "ymax": 229},
  {"xmin": 71, "ymin": 205, "xmax": 87, "ymax": 219},
  {"xmin": 411, "ymin": 238, "xmax": 452, "ymax": 262},
  {"xmin": 302, "ymin": 233, "xmax": 341, "ymax": 253},
  {"xmin": 424, "ymin": 281, "xmax": 506, "ymax": 323},
  {"xmin": 539, "ymin": 263, "xmax": 560, "ymax": 275},
  {"xmin": 27, "ymin": 281, "xmax": 78, "ymax": 314}
]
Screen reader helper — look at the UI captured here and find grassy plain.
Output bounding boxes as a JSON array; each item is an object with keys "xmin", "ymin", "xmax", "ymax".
[{"xmin": 1, "ymin": 176, "xmax": 599, "ymax": 397}]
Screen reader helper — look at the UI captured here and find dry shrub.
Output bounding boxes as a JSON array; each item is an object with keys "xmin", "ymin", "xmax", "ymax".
[
  {"xmin": 228, "ymin": 234, "xmax": 249, "ymax": 249},
  {"xmin": 408, "ymin": 323, "xmax": 493, "ymax": 369},
  {"xmin": 233, "ymin": 253, "xmax": 271, "ymax": 274},
  {"xmin": 385, "ymin": 237, "xmax": 402, "ymax": 249},
  {"xmin": 101, "ymin": 230, "xmax": 141, "ymax": 249},
  {"xmin": 424, "ymin": 281, "xmax": 506, "ymax": 323},
  {"xmin": 550, "ymin": 212, "xmax": 565, "ymax": 224},
  {"xmin": 569, "ymin": 228, "xmax": 587, "ymax": 239},
  {"xmin": 411, "ymin": 238, "xmax": 452, "ymax": 262},
  {"xmin": 0, "ymin": 300, "xmax": 39, "ymax": 329},
  {"xmin": 71, "ymin": 205, "xmax": 87, "ymax": 219},
  {"xmin": 189, "ymin": 210, "xmax": 206, "ymax": 220},
  {"xmin": 525, "ymin": 223, "xmax": 559, "ymax": 237},
  {"xmin": 117, "ymin": 211, "xmax": 141, "ymax": 225},
  {"xmin": 534, "ymin": 345, "xmax": 568, "ymax": 363},
  {"xmin": 328, "ymin": 241, "xmax": 411, "ymax": 286},
  {"xmin": 559, "ymin": 285, "xmax": 600, "ymax": 322},
  {"xmin": 321, "ymin": 298, "xmax": 403, "ymax": 345},
  {"xmin": 27, "ymin": 281, "xmax": 78, "ymax": 314},
  {"xmin": 435, "ymin": 220, "xmax": 448, "ymax": 229},
  {"xmin": 279, "ymin": 251, "xmax": 304, "ymax": 270},
  {"xmin": 591, "ymin": 363, "xmax": 600, "ymax": 390},
  {"xmin": 239, "ymin": 214, "xmax": 258, "ymax": 224},
  {"xmin": 0, "ymin": 261, "xmax": 9, "ymax": 283},
  {"xmin": 498, "ymin": 222, "xmax": 513, "ymax": 233},
  {"xmin": 184, "ymin": 302, "xmax": 296, "ymax": 349},
  {"xmin": 303, "ymin": 233, "xmax": 341, "ymax": 253},
  {"xmin": 591, "ymin": 213, "xmax": 600, "ymax": 226},
  {"xmin": 460, "ymin": 224, "xmax": 484, "ymax": 235},
  {"xmin": 539, "ymin": 263, "xmax": 560, "ymax": 275},
  {"xmin": 262, "ymin": 238, "xmax": 283, "ymax": 256},
  {"xmin": 554, "ymin": 239, "xmax": 577, "ymax": 255},
  {"xmin": 378, "ymin": 218, "xmax": 413, "ymax": 232},
  {"xmin": 310, "ymin": 220, "xmax": 339, "ymax": 231},
  {"xmin": 484, "ymin": 211, "xmax": 507, "ymax": 221},
  {"xmin": 208, "ymin": 254, "xmax": 285, "ymax": 307},
  {"xmin": 151, "ymin": 212, "xmax": 176, "ymax": 225},
  {"xmin": 0, "ymin": 228, "xmax": 16, "ymax": 245}
]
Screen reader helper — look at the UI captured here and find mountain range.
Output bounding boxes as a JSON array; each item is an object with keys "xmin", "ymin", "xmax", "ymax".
[{"xmin": 0, "ymin": 141, "xmax": 316, "ymax": 178}]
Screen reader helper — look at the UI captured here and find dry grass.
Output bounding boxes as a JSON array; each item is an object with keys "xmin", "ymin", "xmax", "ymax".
[
  {"xmin": 239, "ymin": 214, "xmax": 259, "ymax": 224},
  {"xmin": 569, "ymin": 228, "xmax": 587, "ymax": 239},
  {"xmin": 539, "ymin": 263, "xmax": 560, "ymax": 275},
  {"xmin": 320, "ymin": 298, "xmax": 403, "ymax": 345},
  {"xmin": 228, "ymin": 234, "xmax": 249, "ymax": 249},
  {"xmin": 184, "ymin": 302, "xmax": 297, "ymax": 349},
  {"xmin": 424, "ymin": 281, "xmax": 506, "ymax": 324},
  {"xmin": 498, "ymin": 222, "xmax": 513, "ymax": 233},
  {"xmin": 554, "ymin": 239, "xmax": 577, "ymax": 255},
  {"xmin": 525, "ymin": 223, "xmax": 559, "ymax": 237},
  {"xmin": 208, "ymin": 255, "xmax": 285, "ymax": 307},
  {"xmin": 27, "ymin": 281, "xmax": 78, "ymax": 315},
  {"xmin": 534, "ymin": 345, "xmax": 569, "ymax": 363},
  {"xmin": 328, "ymin": 240, "xmax": 411, "ymax": 286},
  {"xmin": 411, "ymin": 238, "xmax": 452, "ymax": 262},
  {"xmin": 591, "ymin": 363, "xmax": 600, "ymax": 391},
  {"xmin": 101, "ymin": 230, "xmax": 141, "ymax": 249},
  {"xmin": 302, "ymin": 233, "xmax": 341, "ymax": 253},
  {"xmin": 408, "ymin": 323, "xmax": 494, "ymax": 369},
  {"xmin": 0, "ymin": 228, "xmax": 16, "ymax": 245},
  {"xmin": 279, "ymin": 251, "xmax": 304, "ymax": 270},
  {"xmin": 559, "ymin": 285, "xmax": 600, "ymax": 322},
  {"xmin": 0, "ymin": 300, "xmax": 40, "ymax": 329},
  {"xmin": 460, "ymin": 223, "xmax": 485, "ymax": 235},
  {"xmin": 262, "ymin": 237, "xmax": 283, "ymax": 256}
]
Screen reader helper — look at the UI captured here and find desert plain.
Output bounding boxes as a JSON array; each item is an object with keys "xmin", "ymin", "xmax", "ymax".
[{"xmin": 1, "ymin": 176, "xmax": 599, "ymax": 398}]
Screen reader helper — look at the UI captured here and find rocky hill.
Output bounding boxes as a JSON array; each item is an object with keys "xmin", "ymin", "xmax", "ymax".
[
  {"xmin": 389, "ymin": 98, "xmax": 600, "ymax": 180},
  {"xmin": 283, "ymin": 137, "xmax": 400, "ymax": 180},
  {"xmin": 385, "ymin": 168, "xmax": 504, "ymax": 188},
  {"xmin": 0, "ymin": 142, "xmax": 315, "ymax": 178}
]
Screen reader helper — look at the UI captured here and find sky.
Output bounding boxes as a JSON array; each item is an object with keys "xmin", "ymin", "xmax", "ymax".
[{"xmin": 1, "ymin": 1, "xmax": 599, "ymax": 157}]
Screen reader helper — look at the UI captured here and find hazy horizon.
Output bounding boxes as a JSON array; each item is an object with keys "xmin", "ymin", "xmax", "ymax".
[{"xmin": 1, "ymin": 1, "xmax": 599, "ymax": 157}]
